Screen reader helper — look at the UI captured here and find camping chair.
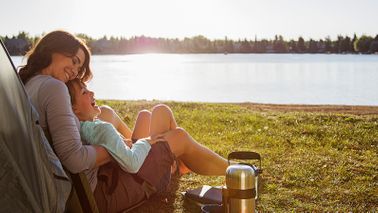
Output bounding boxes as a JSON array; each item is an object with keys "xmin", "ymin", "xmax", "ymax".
[
  {"xmin": 0, "ymin": 39, "xmax": 97, "ymax": 212},
  {"xmin": 0, "ymin": 39, "xmax": 71, "ymax": 212},
  {"xmin": 0, "ymin": 39, "xmax": 146, "ymax": 213},
  {"xmin": 66, "ymin": 172, "xmax": 146, "ymax": 213}
]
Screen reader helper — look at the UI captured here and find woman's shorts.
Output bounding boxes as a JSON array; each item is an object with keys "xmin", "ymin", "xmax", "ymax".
[{"xmin": 94, "ymin": 141, "xmax": 174, "ymax": 212}]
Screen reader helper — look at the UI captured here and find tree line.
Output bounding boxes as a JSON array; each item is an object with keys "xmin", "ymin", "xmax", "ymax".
[{"xmin": 2, "ymin": 31, "xmax": 378, "ymax": 55}]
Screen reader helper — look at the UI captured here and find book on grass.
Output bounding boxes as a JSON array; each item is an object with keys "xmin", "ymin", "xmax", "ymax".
[{"xmin": 182, "ymin": 185, "xmax": 223, "ymax": 205}]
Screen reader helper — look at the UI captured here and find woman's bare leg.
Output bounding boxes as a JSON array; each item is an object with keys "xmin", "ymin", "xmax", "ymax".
[
  {"xmin": 149, "ymin": 104, "xmax": 227, "ymax": 175},
  {"xmin": 163, "ymin": 128, "xmax": 227, "ymax": 175},
  {"xmin": 131, "ymin": 110, "xmax": 151, "ymax": 142}
]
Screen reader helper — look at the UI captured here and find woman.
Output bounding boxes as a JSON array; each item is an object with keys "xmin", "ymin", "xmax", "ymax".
[{"xmin": 19, "ymin": 30, "xmax": 228, "ymax": 212}]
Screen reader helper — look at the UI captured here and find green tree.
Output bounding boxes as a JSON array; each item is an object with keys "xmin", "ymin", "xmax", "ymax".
[
  {"xmin": 318, "ymin": 39, "xmax": 325, "ymax": 53},
  {"xmin": 224, "ymin": 36, "xmax": 234, "ymax": 53},
  {"xmin": 253, "ymin": 39, "xmax": 269, "ymax": 53},
  {"xmin": 324, "ymin": 36, "xmax": 332, "ymax": 53},
  {"xmin": 240, "ymin": 39, "xmax": 252, "ymax": 53},
  {"xmin": 369, "ymin": 35, "xmax": 378, "ymax": 53},
  {"xmin": 288, "ymin": 40, "xmax": 297, "ymax": 53},
  {"xmin": 273, "ymin": 35, "xmax": 288, "ymax": 53},
  {"xmin": 351, "ymin": 34, "xmax": 357, "ymax": 53},
  {"xmin": 76, "ymin": 33, "xmax": 93, "ymax": 43},
  {"xmin": 297, "ymin": 37, "xmax": 306, "ymax": 53},
  {"xmin": 17, "ymin": 31, "xmax": 30, "ymax": 40},
  {"xmin": 338, "ymin": 36, "xmax": 352, "ymax": 53},
  {"xmin": 354, "ymin": 35, "xmax": 373, "ymax": 53},
  {"xmin": 345, "ymin": 36, "xmax": 352, "ymax": 53},
  {"xmin": 336, "ymin": 35, "xmax": 343, "ymax": 53},
  {"xmin": 308, "ymin": 39, "xmax": 318, "ymax": 53},
  {"xmin": 192, "ymin": 35, "xmax": 211, "ymax": 53}
]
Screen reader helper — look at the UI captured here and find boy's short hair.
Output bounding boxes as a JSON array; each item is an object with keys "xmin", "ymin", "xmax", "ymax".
[{"xmin": 66, "ymin": 78, "xmax": 84, "ymax": 105}]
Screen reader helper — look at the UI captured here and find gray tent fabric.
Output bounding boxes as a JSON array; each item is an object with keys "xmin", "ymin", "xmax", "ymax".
[{"xmin": 0, "ymin": 40, "xmax": 71, "ymax": 212}]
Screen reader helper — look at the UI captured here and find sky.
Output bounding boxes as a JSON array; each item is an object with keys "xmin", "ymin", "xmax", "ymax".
[{"xmin": 1, "ymin": 0, "xmax": 377, "ymax": 40}]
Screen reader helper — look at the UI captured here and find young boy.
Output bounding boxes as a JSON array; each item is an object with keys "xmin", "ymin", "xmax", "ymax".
[{"xmin": 66, "ymin": 78, "xmax": 160, "ymax": 174}]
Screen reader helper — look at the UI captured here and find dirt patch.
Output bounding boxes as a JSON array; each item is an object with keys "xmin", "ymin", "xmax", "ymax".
[{"xmin": 238, "ymin": 103, "xmax": 378, "ymax": 115}]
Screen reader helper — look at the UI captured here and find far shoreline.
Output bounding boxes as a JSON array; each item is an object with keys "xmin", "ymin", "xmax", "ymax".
[
  {"xmin": 238, "ymin": 102, "xmax": 378, "ymax": 115},
  {"xmin": 99, "ymin": 100, "xmax": 378, "ymax": 115}
]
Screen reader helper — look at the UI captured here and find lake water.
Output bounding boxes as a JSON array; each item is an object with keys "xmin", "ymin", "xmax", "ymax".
[{"xmin": 12, "ymin": 54, "xmax": 378, "ymax": 106}]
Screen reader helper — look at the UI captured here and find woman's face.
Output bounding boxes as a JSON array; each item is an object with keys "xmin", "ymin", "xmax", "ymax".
[{"xmin": 42, "ymin": 48, "xmax": 85, "ymax": 83}]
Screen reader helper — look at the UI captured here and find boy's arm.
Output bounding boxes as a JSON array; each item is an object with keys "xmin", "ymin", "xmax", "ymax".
[
  {"xmin": 81, "ymin": 121, "xmax": 151, "ymax": 173},
  {"xmin": 98, "ymin": 105, "xmax": 132, "ymax": 139}
]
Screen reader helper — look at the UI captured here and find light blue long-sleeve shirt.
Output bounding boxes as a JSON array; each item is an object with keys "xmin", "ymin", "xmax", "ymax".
[{"xmin": 80, "ymin": 120, "xmax": 151, "ymax": 173}]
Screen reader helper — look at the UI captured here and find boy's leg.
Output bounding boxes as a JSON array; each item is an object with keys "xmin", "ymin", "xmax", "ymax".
[
  {"xmin": 149, "ymin": 104, "xmax": 226, "ymax": 175},
  {"xmin": 131, "ymin": 110, "xmax": 151, "ymax": 143},
  {"xmin": 149, "ymin": 104, "xmax": 178, "ymax": 135},
  {"xmin": 149, "ymin": 104, "xmax": 191, "ymax": 175}
]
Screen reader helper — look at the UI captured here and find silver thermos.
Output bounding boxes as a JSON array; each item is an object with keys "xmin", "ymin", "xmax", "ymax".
[{"xmin": 222, "ymin": 152, "xmax": 261, "ymax": 213}]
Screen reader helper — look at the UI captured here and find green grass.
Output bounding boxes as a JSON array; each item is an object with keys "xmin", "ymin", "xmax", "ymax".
[{"xmin": 98, "ymin": 100, "xmax": 378, "ymax": 212}]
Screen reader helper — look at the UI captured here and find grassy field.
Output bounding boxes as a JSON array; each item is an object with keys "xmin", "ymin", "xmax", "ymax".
[{"xmin": 98, "ymin": 100, "xmax": 378, "ymax": 212}]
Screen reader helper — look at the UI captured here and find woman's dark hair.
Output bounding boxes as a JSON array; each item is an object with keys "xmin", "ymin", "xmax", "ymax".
[{"xmin": 18, "ymin": 30, "xmax": 92, "ymax": 84}]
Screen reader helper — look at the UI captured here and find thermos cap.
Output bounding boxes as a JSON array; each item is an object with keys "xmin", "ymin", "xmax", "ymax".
[{"xmin": 226, "ymin": 164, "xmax": 255, "ymax": 190}]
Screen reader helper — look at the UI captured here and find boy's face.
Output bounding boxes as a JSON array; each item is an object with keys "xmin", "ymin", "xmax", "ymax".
[{"xmin": 71, "ymin": 81, "xmax": 101, "ymax": 121}]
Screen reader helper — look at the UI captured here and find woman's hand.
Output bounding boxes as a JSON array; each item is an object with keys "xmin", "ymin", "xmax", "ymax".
[
  {"xmin": 146, "ymin": 128, "xmax": 185, "ymax": 145},
  {"xmin": 151, "ymin": 128, "xmax": 182, "ymax": 143},
  {"xmin": 94, "ymin": 145, "xmax": 112, "ymax": 167}
]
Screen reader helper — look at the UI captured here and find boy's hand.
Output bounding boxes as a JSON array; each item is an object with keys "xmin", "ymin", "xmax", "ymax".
[
  {"xmin": 123, "ymin": 138, "xmax": 133, "ymax": 148},
  {"xmin": 120, "ymin": 135, "xmax": 133, "ymax": 148}
]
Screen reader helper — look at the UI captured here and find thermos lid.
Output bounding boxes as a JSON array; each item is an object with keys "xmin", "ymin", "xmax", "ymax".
[{"xmin": 226, "ymin": 164, "xmax": 255, "ymax": 190}]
